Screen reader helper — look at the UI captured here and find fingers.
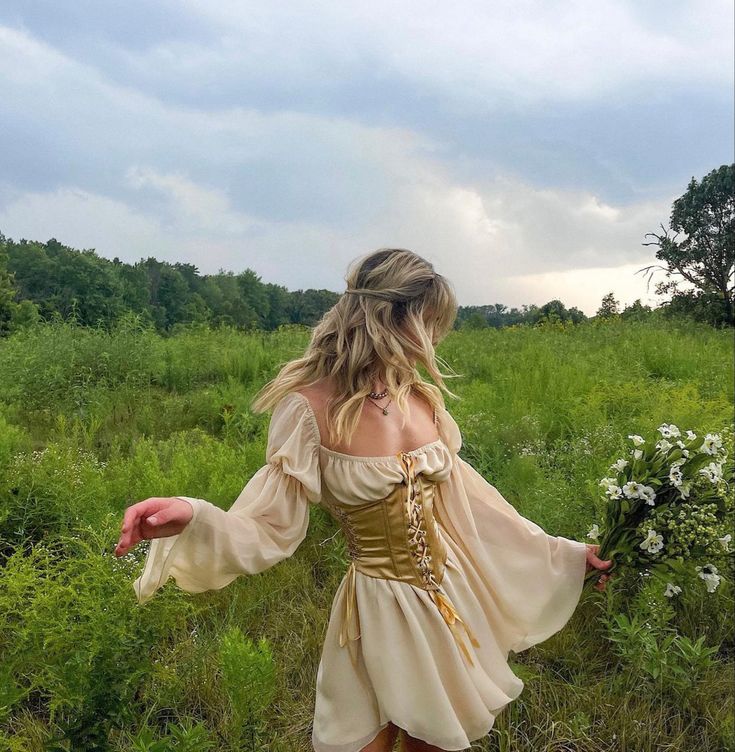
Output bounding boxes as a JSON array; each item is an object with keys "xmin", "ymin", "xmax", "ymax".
[
  {"xmin": 585, "ymin": 543, "xmax": 616, "ymax": 591},
  {"xmin": 586, "ymin": 545, "xmax": 613, "ymax": 571},
  {"xmin": 115, "ymin": 498, "xmax": 170, "ymax": 557},
  {"xmin": 594, "ymin": 573, "xmax": 611, "ymax": 591},
  {"xmin": 590, "ymin": 554, "xmax": 613, "ymax": 570},
  {"xmin": 143, "ymin": 503, "xmax": 179, "ymax": 528}
]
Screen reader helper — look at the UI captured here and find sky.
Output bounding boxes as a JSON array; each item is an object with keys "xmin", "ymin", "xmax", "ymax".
[{"xmin": 0, "ymin": 1, "xmax": 732, "ymax": 316}]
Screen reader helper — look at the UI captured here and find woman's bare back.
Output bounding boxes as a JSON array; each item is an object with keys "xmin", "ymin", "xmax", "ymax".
[{"xmin": 296, "ymin": 379, "xmax": 440, "ymax": 457}]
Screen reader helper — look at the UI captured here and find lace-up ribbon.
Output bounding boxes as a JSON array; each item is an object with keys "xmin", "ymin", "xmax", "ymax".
[
  {"xmin": 339, "ymin": 560, "xmax": 360, "ymax": 650},
  {"xmin": 326, "ymin": 449, "xmax": 481, "ymax": 668},
  {"xmin": 399, "ymin": 451, "xmax": 480, "ymax": 667}
]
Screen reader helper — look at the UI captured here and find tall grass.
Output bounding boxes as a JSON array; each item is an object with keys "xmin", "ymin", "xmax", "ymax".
[{"xmin": 0, "ymin": 318, "xmax": 732, "ymax": 751}]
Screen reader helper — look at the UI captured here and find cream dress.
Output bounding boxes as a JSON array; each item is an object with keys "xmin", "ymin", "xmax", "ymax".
[{"xmin": 133, "ymin": 391, "xmax": 588, "ymax": 752}]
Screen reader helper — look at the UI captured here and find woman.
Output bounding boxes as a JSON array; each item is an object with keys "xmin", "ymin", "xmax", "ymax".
[{"xmin": 115, "ymin": 248, "xmax": 613, "ymax": 752}]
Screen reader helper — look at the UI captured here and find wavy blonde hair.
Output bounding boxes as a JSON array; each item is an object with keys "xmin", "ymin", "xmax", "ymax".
[{"xmin": 251, "ymin": 248, "xmax": 461, "ymax": 447}]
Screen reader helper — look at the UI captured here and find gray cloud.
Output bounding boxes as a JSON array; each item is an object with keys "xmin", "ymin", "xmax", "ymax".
[{"xmin": 0, "ymin": 1, "xmax": 732, "ymax": 315}]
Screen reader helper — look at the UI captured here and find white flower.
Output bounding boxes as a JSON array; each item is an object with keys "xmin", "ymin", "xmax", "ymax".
[
  {"xmin": 628, "ymin": 434, "xmax": 646, "ymax": 446},
  {"xmin": 718, "ymin": 533, "xmax": 732, "ymax": 552},
  {"xmin": 678, "ymin": 481, "xmax": 692, "ymax": 499},
  {"xmin": 610, "ymin": 458, "xmax": 629, "ymax": 472},
  {"xmin": 640, "ymin": 529, "xmax": 664, "ymax": 554},
  {"xmin": 699, "ymin": 462, "xmax": 722, "ymax": 484},
  {"xmin": 632, "ymin": 449, "xmax": 643, "ymax": 460},
  {"xmin": 656, "ymin": 439, "xmax": 673, "ymax": 452},
  {"xmin": 638, "ymin": 485, "xmax": 657, "ymax": 506},
  {"xmin": 622, "ymin": 482, "xmax": 656, "ymax": 504},
  {"xmin": 587, "ymin": 524, "xmax": 600, "ymax": 541},
  {"xmin": 664, "ymin": 582, "xmax": 682, "ymax": 598},
  {"xmin": 598, "ymin": 477, "xmax": 623, "ymax": 498},
  {"xmin": 700, "ymin": 433, "xmax": 723, "ymax": 456},
  {"xmin": 681, "ymin": 449, "xmax": 690, "ymax": 458},
  {"xmin": 658, "ymin": 423, "xmax": 681, "ymax": 438},
  {"xmin": 685, "ymin": 430, "xmax": 697, "ymax": 441},
  {"xmin": 669, "ymin": 465, "xmax": 684, "ymax": 487},
  {"xmin": 622, "ymin": 481, "xmax": 639, "ymax": 498},
  {"xmin": 696, "ymin": 564, "xmax": 721, "ymax": 593},
  {"xmin": 699, "ymin": 462, "xmax": 724, "ymax": 484}
]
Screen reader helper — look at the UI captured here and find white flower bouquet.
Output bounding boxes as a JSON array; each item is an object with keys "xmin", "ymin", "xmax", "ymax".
[{"xmin": 585, "ymin": 424, "xmax": 733, "ymax": 594}]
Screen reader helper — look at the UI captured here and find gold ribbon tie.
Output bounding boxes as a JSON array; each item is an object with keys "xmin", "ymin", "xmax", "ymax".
[{"xmin": 339, "ymin": 561, "xmax": 361, "ymax": 667}]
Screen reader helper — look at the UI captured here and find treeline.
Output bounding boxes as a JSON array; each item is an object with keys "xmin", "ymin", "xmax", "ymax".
[
  {"xmin": 1, "ymin": 165, "xmax": 732, "ymax": 335},
  {"xmin": 0, "ymin": 233, "xmax": 340, "ymax": 336},
  {"xmin": 0, "ymin": 231, "xmax": 715, "ymax": 338}
]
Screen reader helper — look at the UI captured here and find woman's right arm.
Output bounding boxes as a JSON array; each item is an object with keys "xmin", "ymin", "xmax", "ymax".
[{"xmin": 120, "ymin": 392, "xmax": 322, "ymax": 605}]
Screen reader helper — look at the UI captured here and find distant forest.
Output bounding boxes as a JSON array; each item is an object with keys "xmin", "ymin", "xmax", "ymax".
[{"xmin": 0, "ymin": 231, "xmax": 659, "ymax": 337}]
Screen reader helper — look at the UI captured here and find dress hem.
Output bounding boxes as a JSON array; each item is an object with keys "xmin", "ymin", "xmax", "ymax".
[{"xmin": 312, "ymin": 687, "xmax": 524, "ymax": 752}]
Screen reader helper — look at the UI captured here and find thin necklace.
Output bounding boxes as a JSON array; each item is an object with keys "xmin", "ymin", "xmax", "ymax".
[{"xmin": 367, "ymin": 396, "xmax": 392, "ymax": 415}]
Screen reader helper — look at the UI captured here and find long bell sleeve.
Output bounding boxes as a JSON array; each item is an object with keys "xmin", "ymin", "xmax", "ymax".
[
  {"xmin": 133, "ymin": 392, "xmax": 322, "ymax": 605},
  {"xmin": 433, "ymin": 405, "xmax": 588, "ymax": 654}
]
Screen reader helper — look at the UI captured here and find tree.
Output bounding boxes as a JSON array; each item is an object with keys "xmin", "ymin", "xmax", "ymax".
[
  {"xmin": 621, "ymin": 298, "xmax": 653, "ymax": 321},
  {"xmin": 460, "ymin": 312, "xmax": 488, "ymax": 330},
  {"xmin": 596, "ymin": 292, "xmax": 620, "ymax": 318},
  {"xmin": 0, "ymin": 232, "xmax": 18, "ymax": 335},
  {"xmin": 639, "ymin": 164, "xmax": 734, "ymax": 326}
]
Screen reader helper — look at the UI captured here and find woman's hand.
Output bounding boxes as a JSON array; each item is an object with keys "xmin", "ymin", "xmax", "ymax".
[
  {"xmin": 585, "ymin": 543, "xmax": 614, "ymax": 592},
  {"xmin": 114, "ymin": 497, "xmax": 194, "ymax": 557}
]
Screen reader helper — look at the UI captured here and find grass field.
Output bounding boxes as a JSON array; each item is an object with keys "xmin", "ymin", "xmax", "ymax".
[{"xmin": 0, "ymin": 317, "xmax": 733, "ymax": 751}]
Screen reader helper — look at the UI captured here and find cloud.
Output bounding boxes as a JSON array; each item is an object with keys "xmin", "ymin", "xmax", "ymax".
[
  {"xmin": 0, "ymin": 2, "xmax": 731, "ymax": 316},
  {"xmin": 0, "ymin": 164, "xmax": 671, "ymax": 315},
  {"xmin": 504, "ymin": 262, "xmax": 663, "ymax": 314},
  {"xmin": 124, "ymin": 167, "xmax": 261, "ymax": 235},
  {"xmin": 23, "ymin": 0, "xmax": 727, "ymax": 108}
]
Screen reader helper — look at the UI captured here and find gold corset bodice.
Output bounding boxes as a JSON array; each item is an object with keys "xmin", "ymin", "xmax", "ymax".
[{"xmin": 322, "ymin": 451, "xmax": 480, "ymax": 666}]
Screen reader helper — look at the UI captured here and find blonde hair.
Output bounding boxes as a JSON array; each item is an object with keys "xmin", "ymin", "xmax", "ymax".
[{"xmin": 251, "ymin": 248, "xmax": 461, "ymax": 447}]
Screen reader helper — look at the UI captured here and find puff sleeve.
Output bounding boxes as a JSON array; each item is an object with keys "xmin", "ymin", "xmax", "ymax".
[
  {"xmin": 433, "ymin": 406, "xmax": 588, "ymax": 653},
  {"xmin": 133, "ymin": 392, "xmax": 322, "ymax": 605}
]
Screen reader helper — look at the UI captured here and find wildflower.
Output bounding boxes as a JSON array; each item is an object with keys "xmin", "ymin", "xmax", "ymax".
[
  {"xmin": 696, "ymin": 564, "xmax": 721, "ymax": 593},
  {"xmin": 610, "ymin": 458, "xmax": 628, "ymax": 472},
  {"xmin": 656, "ymin": 439, "xmax": 673, "ymax": 452},
  {"xmin": 622, "ymin": 481, "xmax": 639, "ymax": 498},
  {"xmin": 658, "ymin": 423, "xmax": 681, "ymax": 439},
  {"xmin": 685, "ymin": 430, "xmax": 697, "ymax": 441},
  {"xmin": 678, "ymin": 481, "xmax": 692, "ymax": 500},
  {"xmin": 628, "ymin": 434, "xmax": 645, "ymax": 446},
  {"xmin": 640, "ymin": 529, "xmax": 664, "ymax": 554},
  {"xmin": 700, "ymin": 433, "xmax": 723, "ymax": 456},
  {"xmin": 587, "ymin": 524, "xmax": 600, "ymax": 541},
  {"xmin": 699, "ymin": 462, "xmax": 724, "ymax": 484},
  {"xmin": 622, "ymin": 482, "xmax": 656, "ymax": 504},
  {"xmin": 669, "ymin": 465, "xmax": 684, "ymax": 488},
  {"xmin": 599, "ymin": 476, "xmax": 617, "ymax": 488},
  {"xmin": 718, "ymin": 533, "xmax": 732, "ymax": 552},
  {"xmin": 664, "ymin": 583, "xmax": 682, "ymax": 598},
  {"xmin": 632, "ymin": 449, "xmax": 643, "ymax": 460},
  {"xmin": 638, "ymin": 485, "xmax": 656, "ymax": 506}
]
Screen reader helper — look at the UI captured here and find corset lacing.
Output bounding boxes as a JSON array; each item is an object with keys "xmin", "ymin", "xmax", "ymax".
[
  {"xmin": 400, "ymin": 451, "xmax": 480, "ymax": 667},
  {"xmin": 337, "ymin": 451, "xmax": 480, "ymax": 669}
]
